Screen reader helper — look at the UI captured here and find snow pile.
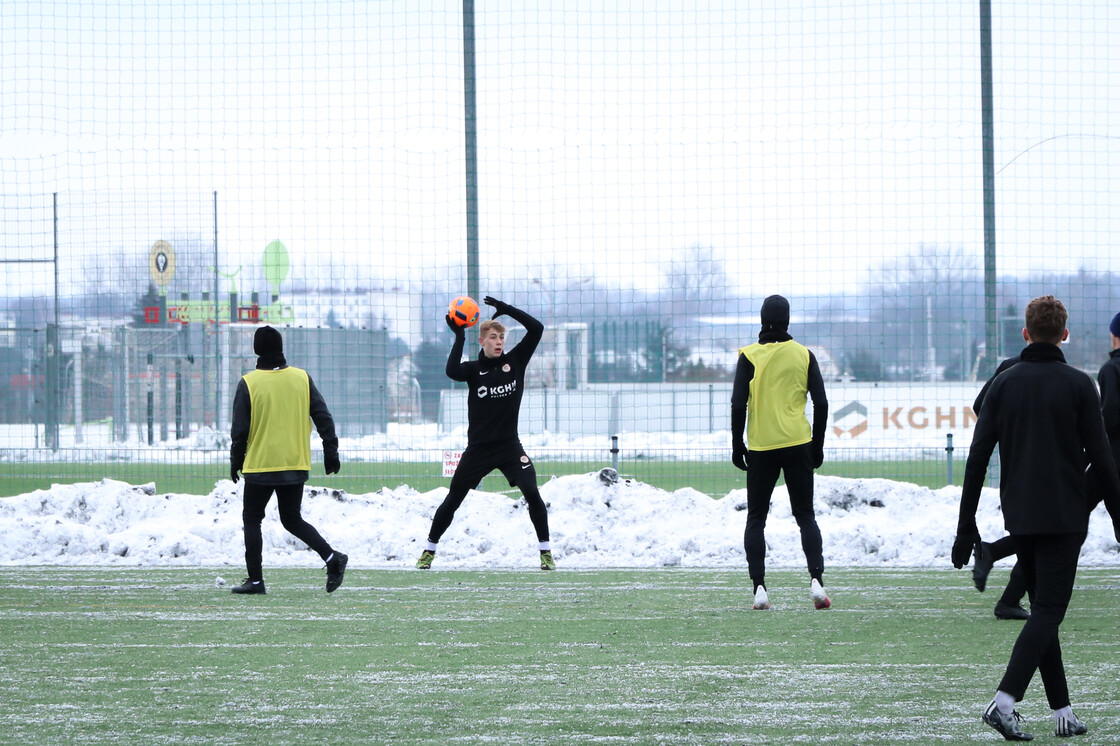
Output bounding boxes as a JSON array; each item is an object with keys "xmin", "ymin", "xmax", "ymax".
[{"xmin": 2, "ymin": 474, "xmax": 1118, "ymax": 570}]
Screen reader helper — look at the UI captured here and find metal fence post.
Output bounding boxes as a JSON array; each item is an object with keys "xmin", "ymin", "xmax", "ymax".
[
  {"xmin": 945, "ymin": 433, "xmax": 954, "ymax": 485},
  {"xmin": 45, "ymin": 323, "xmax": 60, "ymax": 451}
]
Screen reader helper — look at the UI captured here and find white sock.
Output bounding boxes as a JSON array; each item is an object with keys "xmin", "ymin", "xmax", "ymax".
[
  {"xmin": 1053, "ymin": 706, "xmax": 1073, "ymax": 720},
  {"xmin": 994, "ymin": 691, "xmax": 1016, "ymax": 715},
  {"xmin": 539, "ymin": 541, "xmax": 551, "ymax": 552},
  {"xmin": 324, "ymin": 553, "xmax": 334, "ymax": 564},
  {"xmin": 425, "ymin": 541, "xmax": 439, "ymax": 552}
]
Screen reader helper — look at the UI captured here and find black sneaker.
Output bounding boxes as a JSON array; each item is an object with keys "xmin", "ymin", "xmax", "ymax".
[
  {"xmin": 231, "ymin": 578, "xmax": 266, "ymax": 595},
  {"xmin": 983, "ymin": 701, "xmax": 1034, "ymax": 741},
  {"xmin": 326, "ymin": 552, "xmax": 348, "ymax": 593},
  {"xmin": 973, "ymin": 541, "xmax": 995, "ymax": 592},
  {"xmin": 994, "ymin": 601, "xmax": 1030, "ymax": 620}
]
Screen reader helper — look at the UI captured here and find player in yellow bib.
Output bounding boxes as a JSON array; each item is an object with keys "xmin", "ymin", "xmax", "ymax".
[
  {"xmin": 730, "ymin": 295, "xmax": 829, "ymax": 611},
  {"xmin": 229, "ymin": 325, "xmax": 347, "ymax": 595}
]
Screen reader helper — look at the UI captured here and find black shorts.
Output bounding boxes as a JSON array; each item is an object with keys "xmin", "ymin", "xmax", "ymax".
[{"xmin": 450, "ymin": 440, "xmax": 536, "ymax": 490}]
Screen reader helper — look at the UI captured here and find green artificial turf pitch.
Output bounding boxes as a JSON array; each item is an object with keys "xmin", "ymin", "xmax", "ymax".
[
  {"xmin": 2, "ymin": 567, "xmax": 1119, "ymax": 744},
  {"xmin": 0, "ymin": 457, "xmax": 962, "ymax": 498}
]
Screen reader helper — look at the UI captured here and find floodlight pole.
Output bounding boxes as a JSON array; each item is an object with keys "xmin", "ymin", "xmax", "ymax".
[
  {"xmin": 213, "ymin": 190, "xmax": 222, "ymax": 431},
  {"xmin": 463, "ymin": 0, "xmax": 480, "ymax": 302},
  {"xmin": 979, "ymin": 0, "xmax": 997, "ymax": 379},
  {"xmin": 46, "ymin": 193, "xmax": 60, "ymax": 450}
]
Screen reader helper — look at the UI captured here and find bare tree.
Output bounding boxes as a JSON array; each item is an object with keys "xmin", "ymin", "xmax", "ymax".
[
  {"xmin": 867, "ymin": 244, "xmax": 985, "ymax": 381},
  {"xmin": 661, "ymin": 244, "xmax": 734, "ymax": 317}
]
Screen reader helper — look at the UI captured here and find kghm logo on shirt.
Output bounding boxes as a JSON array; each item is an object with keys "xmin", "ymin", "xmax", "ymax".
[{"xmin": 476, "ymin": 381, "xmax": 517, "ymax": 399}]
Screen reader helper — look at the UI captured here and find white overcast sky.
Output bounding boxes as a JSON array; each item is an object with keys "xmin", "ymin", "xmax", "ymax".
[{"xmin": 1, "ymin": 0, "xmax": 1118, "ymax": 298}]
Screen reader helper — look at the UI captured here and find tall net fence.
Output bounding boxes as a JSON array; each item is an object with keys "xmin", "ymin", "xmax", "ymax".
[{"xmin": 2, "ymin": 1, "xmax": 1118, "ymax": 497}]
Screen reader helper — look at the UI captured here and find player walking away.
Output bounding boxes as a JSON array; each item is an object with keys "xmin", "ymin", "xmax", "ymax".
[
  {"xmin": 730, "ymin": 295, "xmax": 829, "ymax": 610},
  {"xmin": 1097, "ymin": 312, "xmax": 1120, "ymax": 493},
  {"xmin": 954, "ymin": 296, "xmax": 1120, "ymax": 741},
  {"xmin": 229, "ymin": 325, "xmax": 348, "ymax": 595},
  {"xmin": 416, "ymin": 296, "xmax": 554, "ymax": 571},
  {"xmin": 973, "ymin": 313, "xmax": 1120, "ymax": 621},
  {"xmin": 969, "ymin": 356, "xmax": 1031, "ymax": 621}
]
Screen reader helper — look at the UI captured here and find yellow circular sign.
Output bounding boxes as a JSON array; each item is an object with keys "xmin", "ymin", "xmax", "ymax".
[{"xmin": 149, "ymin": 240, "xmax": 175, "ymax": 286}]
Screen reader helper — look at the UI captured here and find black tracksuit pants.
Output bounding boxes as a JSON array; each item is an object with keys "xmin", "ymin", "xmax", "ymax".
[
  {"xmin": 429, "ymin": 441, "xmax": 550, "ymax": 544},
  {"xmin": 744, "ymin": 443, "xmax": 824, "ymax": 588},
  {"xmin": 998, "ymin": 531, "xmax": 1085, "ymax": 708},
  {"xmin": 988, "ymin": 535, "xmax": 1030, "ymax": 606},
  {"xmin": 242, "ymin": 481, "xmax": 333, "ymax": 581}
]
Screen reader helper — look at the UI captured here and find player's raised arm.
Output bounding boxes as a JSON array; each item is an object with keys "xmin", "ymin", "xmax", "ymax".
[
  {"xmin": 444, "ymin": 311, "xmax": 469, "ymax": 381},
  {"xmin": 485, "ymin": 296, "xmax": 543, "ymax": 357}
]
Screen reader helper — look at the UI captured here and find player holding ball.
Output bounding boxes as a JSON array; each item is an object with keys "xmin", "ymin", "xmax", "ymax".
[{"xmin": 415, "ymin": 295, "xmax": 555, "ymax": 571}]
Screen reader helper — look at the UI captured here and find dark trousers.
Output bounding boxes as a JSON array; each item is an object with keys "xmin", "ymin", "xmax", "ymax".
[
  {"xmin": 998, "ymin": 532, "xmax": 1086, "ymax": 709},
  {"xmin": 744, "ymin": 443, "xmax": 824, "ymax": 587},
  {"xmin": 1000, "ymin": 563, "xmax": 1030, "ymax": 607},
  {"xmin": 242, "ymin": 481, "xmax": 333, "ymax": 581},
  {"xmin": 989, "ymin": 535, "xmax": 1029, "ymax": 606},
  {"xmin": 429, "ymin": 442, "xmax": 550, "ymax": 544}
]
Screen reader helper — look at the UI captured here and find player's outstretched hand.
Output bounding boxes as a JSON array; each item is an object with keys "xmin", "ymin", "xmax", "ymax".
[
  {"xmin": 951, "ymin": 533, "xmax": 978, "ymax": 569},
  {"xmin": 731, "ymin": 441, "xmax": 748, "ymax": 472},
  {"xmin": 445, "ymin": 313, "xmax": 465, "ymax": 336},
  {"xmin": 483, "ymin": 296, "xmax": 511, "ymax": 318}
]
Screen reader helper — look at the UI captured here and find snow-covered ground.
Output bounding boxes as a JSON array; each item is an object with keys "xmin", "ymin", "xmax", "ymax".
[{"xmin": 2, "ymin": 471, "xmax": 1118, "ymax": 572}]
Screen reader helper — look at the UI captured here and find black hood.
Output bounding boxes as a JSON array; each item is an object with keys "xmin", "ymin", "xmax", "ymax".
[
  {"xmin": 253, "ymin": 325, "xmax": 287, "ymax": 369},
  {"xmin": 254, "ymin": 326, "xmax": 283, "ymax": 356},
  {"xmin": 760, "ymin": 295, "xmax": 790, "ymax": 332}
]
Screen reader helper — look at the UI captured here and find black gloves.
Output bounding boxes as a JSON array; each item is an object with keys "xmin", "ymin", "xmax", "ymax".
[
  {"xmin": 324, "ymin": 451, "xmax": 341, "ymax": 475},
  {"xmin": 951, "ymin": 533, "xmax": 979, "ymax": 569},
  {"xmin": 483, "ymin": 296, "xmax": 511, "ymax": 318},
  {"xmin": 812, "ymin": 441, "xmax": 824, "ymax": 469},
  {"xmin": 230, "ymin": 444, "xmax": 245, "ymax": 484},
  {"xmin": 445, "ymin": 312, "xmax": 465, "ymax": 337},
  {"xmin": 732, "ymin": 442, "xmax": 748, "ymax": 472}
]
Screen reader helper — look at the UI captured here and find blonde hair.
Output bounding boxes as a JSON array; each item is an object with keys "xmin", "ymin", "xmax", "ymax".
[{"xmin": 478, "ymin": 319, "xmax": 506, "ymax": 338}]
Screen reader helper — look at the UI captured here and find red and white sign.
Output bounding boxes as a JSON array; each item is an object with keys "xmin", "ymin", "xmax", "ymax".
[{"xmin": 442, "ymin": 450, "xmax": 463, "ymax": 478}]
